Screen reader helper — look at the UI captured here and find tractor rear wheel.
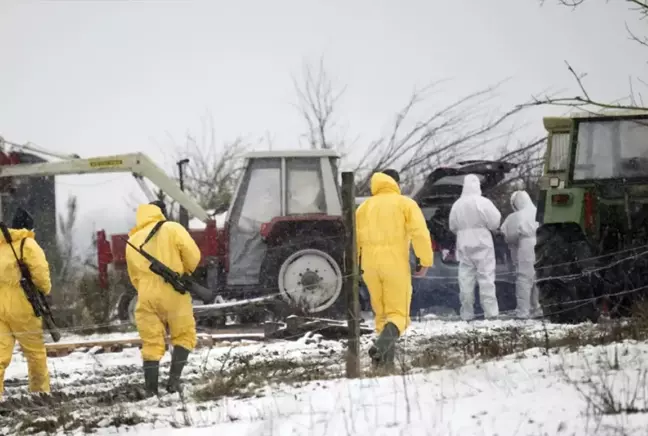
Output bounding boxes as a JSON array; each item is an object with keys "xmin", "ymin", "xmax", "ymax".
[
  {"xmin": 535, "ymin": 228, "xmax": 600, "ymax": 324},
  {"xmin": 262, "ymin": 237, "xmax": 344, "ymax": 320}
]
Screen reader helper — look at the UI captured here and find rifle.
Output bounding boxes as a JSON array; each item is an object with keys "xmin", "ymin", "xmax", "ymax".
[
  {"xmin": 0, "ymin": 223, "xmax": 61, "ymax": 343},
  {"xmin": 122, "ymin": 237, "xmax": 214, "ymax": 304}
]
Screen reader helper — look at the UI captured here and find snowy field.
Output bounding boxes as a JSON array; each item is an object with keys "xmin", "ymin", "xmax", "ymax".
[{"xmin": 2, "ymin": 318, "xmax": 648, "ymax": 436}]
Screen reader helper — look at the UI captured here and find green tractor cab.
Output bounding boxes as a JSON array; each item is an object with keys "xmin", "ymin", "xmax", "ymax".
[{"xmin": 536, "ymin": 110, "xmax": 648, "ymax": 323}]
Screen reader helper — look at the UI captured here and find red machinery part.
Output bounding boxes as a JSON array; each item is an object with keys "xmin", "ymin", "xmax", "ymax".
[
  {"xmin": 259, "ymin": 214, "xmax": 340, "ymax": 239},
  {"xmin": 0, "ymin": 151, "xmax": 20, "ymax": 165},
  {"xmin": 0, "ymin": 150, "xmax": 19, "ymax": 193},
  {"xmin": 204, "ymin": 220, "xmax": 218, "ymax": 258},
  {"xmin": 102, "ymin": 219, "xmax": 220, "ymax": 274},
  {"xmin": 96, "ymin": 230, "xmax": 113, "ymax": 289}
]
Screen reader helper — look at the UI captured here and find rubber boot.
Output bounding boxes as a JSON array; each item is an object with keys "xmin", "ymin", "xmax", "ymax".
[
  {"xmin": 372, "ymin": 322, "xmax": 400, "ymax": 371},
  {"xmin": 166, "ymin": 346, "xmax": 190, "ymax": 394},
  {"xmin": 368, "ymin": 342, "xmax": 380, "ymax": 368},
  {"xmin": 143, "ymin": 360, "xmax": 159, "ymax": 397}
]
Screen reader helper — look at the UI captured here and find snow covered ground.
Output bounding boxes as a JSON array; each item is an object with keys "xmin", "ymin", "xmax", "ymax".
[{"xmin": 3, "ymin": 318, "xmax": 648, "ymax": 435}]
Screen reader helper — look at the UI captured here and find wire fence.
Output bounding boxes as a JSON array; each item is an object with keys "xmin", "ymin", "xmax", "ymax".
[{"xmin": 3, "ymin": 230, "xmax": 648, "ymax": 338}]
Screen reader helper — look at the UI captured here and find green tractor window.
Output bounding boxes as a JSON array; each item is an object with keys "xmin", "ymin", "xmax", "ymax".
[
  {"xmin": 574, "ymin": 119, "xmax": 648, "ymax": 181},
  {"xmin": 549, "ymin": 132, "xmax": 570, "ymax": 172}
]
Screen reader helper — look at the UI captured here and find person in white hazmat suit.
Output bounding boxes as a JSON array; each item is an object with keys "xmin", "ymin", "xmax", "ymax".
[
  {"xmin": 449, "ymin": 174, "xmax": 502, "ymax": 321},
  {"xmin": 500, "ymin": 190, "xmax": 542, "ymax": 319}
]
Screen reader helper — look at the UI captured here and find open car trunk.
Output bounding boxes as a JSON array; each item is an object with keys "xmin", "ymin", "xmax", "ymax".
[{"xmin": 413, "ymin": 160, "xmax": 516, "ymax": 265}]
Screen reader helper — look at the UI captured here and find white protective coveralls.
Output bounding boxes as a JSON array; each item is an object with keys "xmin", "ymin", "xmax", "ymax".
[
  {"xmin": 500, "ymin": 190, "xmax": 541, "ymax": 319},
  {"xmin": 449, "ymin": 174, "xmax": 502, "ymax": 320}
]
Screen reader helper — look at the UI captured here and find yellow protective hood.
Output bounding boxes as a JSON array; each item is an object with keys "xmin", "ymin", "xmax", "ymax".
[
  {"xmin": 0, "ymin": 228, "xmax": 34, "ymax": 245},
  {"xmin": 370, "ymin": 172, "xmax": 401, "ymax": 196},
  {"xmin": 129, "ymin": 204, "xmax": 166, "ymax": 236}
]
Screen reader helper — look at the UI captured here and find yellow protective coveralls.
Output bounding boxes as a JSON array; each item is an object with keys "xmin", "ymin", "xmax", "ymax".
[
  {"xmin": 0, "ymin": 229, "xmax": 52, "ymax": 395},
  {"xmin": 356, "ymin": 173, "xmax": 434, "ymax": 335},
  {"xmin": 125, "ymin": 204, "xmax": 201, "ymax": 362}
]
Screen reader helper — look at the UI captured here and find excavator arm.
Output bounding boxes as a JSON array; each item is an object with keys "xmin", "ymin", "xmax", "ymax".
[{"xmin": 0, "ymin": 152, "xmax": 210, "ymax": 222}]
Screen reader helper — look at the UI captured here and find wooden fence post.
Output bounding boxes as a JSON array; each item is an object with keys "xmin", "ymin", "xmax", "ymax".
[{"xmin": 341, "ymin": 171, "xmax": 360, "ymax": 378}]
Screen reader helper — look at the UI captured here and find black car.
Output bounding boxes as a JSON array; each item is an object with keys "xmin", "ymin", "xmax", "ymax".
[{"xmin": 358, "ymin": 160, "xmax": 518, "ymax": 318}]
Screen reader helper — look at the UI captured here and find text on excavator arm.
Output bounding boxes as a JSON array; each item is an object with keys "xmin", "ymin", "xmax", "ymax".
[{"xmin": 0, "ymin": 152, "xmax": 210, "ymax": 223}]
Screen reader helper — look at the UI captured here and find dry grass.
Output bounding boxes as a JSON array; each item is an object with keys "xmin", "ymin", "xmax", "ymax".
[
  {"xmin": 193, "ymin": 355, "xmax": 337, "ymax": 402},
  {"xmin": 408, "ymin": 305, "xmax": 648, "ymax": 371}
]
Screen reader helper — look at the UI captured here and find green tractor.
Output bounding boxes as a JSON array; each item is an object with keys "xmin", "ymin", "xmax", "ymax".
[{"xmin": 536, "ymin": 111, "xmax": 648, "ymax": 323}]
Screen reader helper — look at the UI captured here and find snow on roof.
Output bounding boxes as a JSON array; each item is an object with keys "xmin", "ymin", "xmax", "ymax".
[
  {"xmin": 189, "ymin": 211, "xmax": 228, "ymax": 229},
  {"xmin": 244, "ymin": 149, "xmax": 340, "ymax": 159}
]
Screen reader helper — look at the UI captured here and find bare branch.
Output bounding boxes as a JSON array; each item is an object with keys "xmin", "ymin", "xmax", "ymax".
[
  {"xmin": 565, "ymin": 61, "xmax": 590, "ymax": 101},
  {"xmin": 627, "ymin": 0, "xmax": 648, "ymax": 14},
  {"xmin": 293, "ymin": 56, "xmax": 347, "ymax": 151},
  {"xmin": 154, "ymin": 113, "xmax": 251, "ymax": 219},
  {"xmin": 625, "ymin": 22, "xmax": 648, "ymax": 49},
  {"xmin": 527, "ymin": 61, "xmax": 648, "ymax": 112},
  {"xmin": 557, "ymin": 0, "xmax": 585, "ymax": 7},
  {"xmin": 539, "ymin": 0, "xmax": 648, "ymax": 111}
]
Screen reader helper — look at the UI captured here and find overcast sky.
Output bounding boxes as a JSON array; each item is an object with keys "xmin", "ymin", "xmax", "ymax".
[{"xmin": 0, "ymin": 0, "xmax": 645, "ymax": 254}]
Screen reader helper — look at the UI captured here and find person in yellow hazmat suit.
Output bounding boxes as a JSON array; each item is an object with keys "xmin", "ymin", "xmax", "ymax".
[
  {"xmin": 125, "ymin": 201, "xmax": 201, "ymax": 397},
  {"xmin": 356, "ymin": 169, "xmax": 433, "ymax": 369},
  {"xmin": 0, "ymin": 207, "xmax": 52, "ymax": 397}
]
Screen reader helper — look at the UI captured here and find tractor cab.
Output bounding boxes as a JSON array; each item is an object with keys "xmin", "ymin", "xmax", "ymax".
[
  {"xmin": 220, "ymin": 150, "xmax": 344, "ymax": 312},
  {"xmin": 109, "ymin": 149, "xmax": 347, "ymax": 323},
  {"xmin": 536, "ymin": 111, "xmax": 648, "ymax": 323},
  {"xmin": 539, "ymin": 112, "xmax": 648, "ymax": 244}
]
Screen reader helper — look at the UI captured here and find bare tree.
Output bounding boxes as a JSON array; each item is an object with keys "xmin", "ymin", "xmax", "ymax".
[
  {"xmin": 352, "ymin": 82, "xmax": 533, "ymax": 195},
  {"xmin": 291, "ymin": 58, "xmax": 541, "ymax": 196},
  {"xmin": 488, "ymin": 136, "xmax": 547, "ymax": 211},
  {"xmin": 54, "ymin": 195, "xmax": 80, "ymax": 285},
  {"xmin": 168, "ymin": 113, "xmax": 250, "ymax": 217},
  {"xmin": 123, "ymin": 113, "xmax": 250, "ymax": 224},
  {"xmin": 531, "ymin": 1, "xmax": 648, "ymax": 111},
  {"xmin": 293, "ymin": 57, "xmax": 348, "ymax": 151},
  {"xmin": 46, "ymin": 195, "xmax": 86, "ymax": 325},
  {"xmin": 497, "ymin": 136, "xmax": 546, "ymax": 190}
]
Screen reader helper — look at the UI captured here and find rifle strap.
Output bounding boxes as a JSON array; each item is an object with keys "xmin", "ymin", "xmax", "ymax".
[
  {"xmin": 20, "ymin": 238, "xmax": 26, "ymax": 262},
  {"xmin": 140, "ymin": 220, "xmax": 167, "ymax": 250},
  {"xmin": 0, "ymin": 224, "xmax": 22, "ymax": 266}
]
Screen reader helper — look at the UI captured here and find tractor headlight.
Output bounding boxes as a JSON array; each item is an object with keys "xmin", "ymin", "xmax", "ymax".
[{"xmin": 549, "ymin": 177, "xmax": 560, "ymax": 187}]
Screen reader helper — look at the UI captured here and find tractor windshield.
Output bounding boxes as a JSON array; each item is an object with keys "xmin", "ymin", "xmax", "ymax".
[
  {"xmin": 574, "ymin": 118, "xmax": 648, "ymax": 181},
  {"xmin": 286, "ymin": 157, "xmax": 326, "ymax": 215}
]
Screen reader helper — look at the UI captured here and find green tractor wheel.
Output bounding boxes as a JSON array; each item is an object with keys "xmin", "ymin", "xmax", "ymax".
[{"xmin": 535, "ymin": 227, "xmax": 600, "ymax": 324}]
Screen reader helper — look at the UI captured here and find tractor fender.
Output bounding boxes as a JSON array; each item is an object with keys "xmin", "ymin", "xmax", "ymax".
[
  {"xmin": 537, "ymin": 222, "xmax": 587, "ymax": 245},
  {"xmin": 261, "ymin": 215, "xmax": 345, "ymax": 247},
  {"xmin": 536, "ymin": 222, "xmax": 598, "ymax": 275}
]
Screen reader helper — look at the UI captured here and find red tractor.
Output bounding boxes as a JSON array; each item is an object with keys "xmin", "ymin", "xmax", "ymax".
[{"xmin": 0, "ymin": 146, "xmax": 347, "ymax": 326}]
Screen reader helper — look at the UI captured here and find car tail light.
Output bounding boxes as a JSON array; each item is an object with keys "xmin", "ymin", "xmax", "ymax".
[
  {"xmin": 551, "ymin": 193, "xmax": 571, "ymax": 205},
  {"xmin": 260, "ymin": 222, "xmax": 270, "ymax": 238},
  {"xmin": 584, "ymin": 191, "xmax": 596, "ymax": 233}
]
